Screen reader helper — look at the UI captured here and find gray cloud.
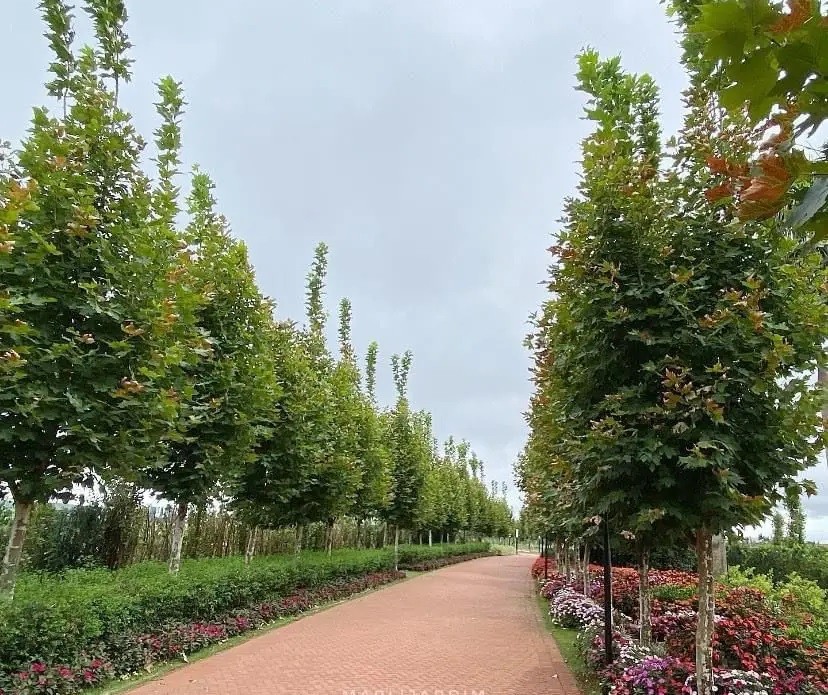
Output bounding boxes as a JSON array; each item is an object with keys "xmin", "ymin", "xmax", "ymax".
[{"xmin": 4, "ymin": 1, "xmax": 825, "ymax": 531}]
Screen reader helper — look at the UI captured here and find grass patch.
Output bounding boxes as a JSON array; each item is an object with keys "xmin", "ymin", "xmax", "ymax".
[{"xmin": 536, "ymin": 594, "xmax": 602, "ymax": 695}]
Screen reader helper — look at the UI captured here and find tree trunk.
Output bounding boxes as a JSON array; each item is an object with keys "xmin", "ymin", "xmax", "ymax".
[
  {"xmin": 695, "ymin": 529, "xmax": 715, "ymax": 695},
  {"xmin": 294, "ymin": 525, "xmax": 304, "ymax": 555},
  {"xmin": 582, "ymin": 541, "xmax": 591, "ymax": 596},
  {"xmin": 382, "ymin": 524, "xmax": 388, "ymax": 548},
  {"xmin": 0, "ymin": 499, "xmax": 34, "ymax": 600},
  {"xmin": 638, "ymin": 548, "xmax": 652, "ymax": 647},
  {"xmin": 244, "ymin": 526, "xmax": 258, "ymax": 565},
  {"xmin": 428, "ymin": 529, "xmax": 432, "ymax": 547},
  {"xmin": 190, "ymin": 505, "xmax": 204, "ymax": 558},
  {"xmin": 394, "ymin": 526, "xmax": 400, "ymax": 571},
  {"xmin": 168, "ymin": 501, "xmax": 188, "ymax": 575},
  {"xmin": 325, "ymin": 519, "xmax": 334, "ymax": 557},
  {"xmin": 711, "ymin": 533, "xmax": 727, "ymax": 577},
  {"xmin": 819, "ymin": 365, "xmax": 827, "ymax": 467},
  {"xmin": 355, "ymin": 518, "xmax": 362, "ymax": 549}
]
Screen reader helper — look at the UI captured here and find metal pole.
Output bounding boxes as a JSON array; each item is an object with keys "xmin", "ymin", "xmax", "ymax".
[{"xmin": 603, "ymin": 519, "xmax": 614, "ymax": 669}]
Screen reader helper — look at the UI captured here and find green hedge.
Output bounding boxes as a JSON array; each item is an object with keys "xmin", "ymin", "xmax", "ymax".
[
  {"xmin": 396, "ymin": 542, "xmax": 489, "ymax": 566},
  {"xmin": 727, "ymin": 542, "xmax": 828, "ymax": 589},
  {"xmin": 0, "ymin": 543, "xmax": 489, "ymax": 680}
]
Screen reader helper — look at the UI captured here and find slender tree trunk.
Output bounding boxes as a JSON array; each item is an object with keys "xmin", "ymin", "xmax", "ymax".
[
  {"xmin": 695, "ymin": 529, "xmax": 715, "ymax": 695},
  {"xmin": 294, "ymin": 525, "xmax": 304, "ymax": 555},
  {"xmin": 190, "ymin": 505, "xmax": 204, "ymax": 558},
  {"xmin": 168, "ymin": 501, "xmax": 188, "ymax": 575},
  {"xmin": 355, "ymin": 518, "xmax": 362, "ymax": 549},
  {"xmin": 819, "ymin": 365, "xmax": 827, "ymax": 467},
  {"xmin": 428, "ymin": 529, "xmax": 432, "ymax": 547},
  {"xmin": 326, "ymin": 519, "xmax": 334, "ymax": 557},
  {"xmin": 638, "ymin": 548, "xmax": 652, "ymax": 647},
  {"xmin": 245, "ymin": 527, "xmax": 258, "ymax": 565},
  {"xmin": 394, "ymin": 525, "xmax": 400, "ymax": 571},
  {"xmin": 382, "ymin": 523, "xmax": 388, "ymax": 547},
  {"xmin": 0, "ymin": 499, "xmax": 34, "ymax": 600},
  {"xmin": 582, "ymin": 541, "xmax": 591, "ymax": 596}
]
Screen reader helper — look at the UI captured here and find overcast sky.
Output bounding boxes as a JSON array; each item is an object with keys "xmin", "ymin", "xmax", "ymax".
[{"xmin": 4, "ymin": 1, "xmax": 827, "ymax": 540}]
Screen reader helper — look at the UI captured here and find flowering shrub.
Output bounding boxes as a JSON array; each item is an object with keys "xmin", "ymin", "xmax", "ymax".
[
  {"xmin": 4, "ymin": 659, "xmax": 112, "ymax": 695},
  {"xmin": 579, "ymin": 622, "xmax": 635, "ymax": 674},
  {"xmin": 609, "ymin": 654, "xmax": 692, "ymax": 695},
  {"xmin": 534, "ymin": 557, "xmax": 828, "ymax": 695},
  {"xmin": 531, "ymin": 555, "xmax": 556, "ymax": 580},
  {"xmin": 540, "ymin": 572, "xmax": 569, "ymax": 598},
  {"xmin": 683, "ymin": 669, "xmax": 773, "ymax": 695},
  {"xmin": 549, "ymin": 589, "xmax": 604, "ymax": 628}
]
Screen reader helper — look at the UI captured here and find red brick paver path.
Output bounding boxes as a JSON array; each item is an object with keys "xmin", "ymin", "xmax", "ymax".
[{"xmin": 128, "ymin": 554, "xmax": 579, "ymax": 695}]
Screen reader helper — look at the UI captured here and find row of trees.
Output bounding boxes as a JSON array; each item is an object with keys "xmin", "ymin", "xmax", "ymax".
[
  {"xmin": 517, "ymin": 2, "xmax": 826, "ymax": 694},
  {"xmin": 0, "ymin": 1, "xmax": 512, "ymax": 598}
]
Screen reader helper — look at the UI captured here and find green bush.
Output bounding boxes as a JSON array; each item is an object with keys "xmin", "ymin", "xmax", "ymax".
[
  {"xmin": 727, "ymin": 542, "xmax": 828, "ymax": 589},
  {"xmin": 396, "ymin": 542, "xmax": 490, "ymax": 567},
  {"xmin": 720, "ymin": 565, "xmax": 774, "ymax": 594}
]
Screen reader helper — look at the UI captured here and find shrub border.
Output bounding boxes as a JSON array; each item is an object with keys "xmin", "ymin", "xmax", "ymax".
[{"xmin": 7, "ymin": 550, "xmax": 491, "ymax": 695}]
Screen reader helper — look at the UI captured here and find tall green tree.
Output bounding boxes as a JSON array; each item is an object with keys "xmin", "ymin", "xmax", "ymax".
[
  {"xmin": 295, "ymin": 244, "xmax": 361, "ymax": 551},
  {"xmin": 351, "ymin": 336, "xmax": 391, "ymax": 543},
  {"xmin": 385, "ymin": 351, "xmax": 426, "ymax": 566},
  {"xmin": 230, "ymin": 319, "xmax": 324, "ymax": 547},
  {"xmin": 142, "ymin": 170, "xmax": 275, "ymax": 573},
  {"xmin": 525, "ymin": 36, "xmax": 826, "ymax": 693},
  {"xmin": 0, "ymin": 1, "xmax": 193, "ymax": 597}
]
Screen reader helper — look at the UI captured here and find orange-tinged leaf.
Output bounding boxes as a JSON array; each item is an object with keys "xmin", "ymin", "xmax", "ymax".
[
  {"xmin": 706, "ymin": 155, "xmax": 729, "ymax": 174},
  {"xmin": 705, "ymin": 182, "xmax": 734, "ymax": 203},
  {"xmin": 770, "ymin": 0, "xmax": 813, "ymax": 34}
]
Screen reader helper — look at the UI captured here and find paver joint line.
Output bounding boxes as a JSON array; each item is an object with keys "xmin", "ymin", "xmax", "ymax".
[{"xmin": 127, "ymin": 554, "xmax": 580, "ymax": 695}]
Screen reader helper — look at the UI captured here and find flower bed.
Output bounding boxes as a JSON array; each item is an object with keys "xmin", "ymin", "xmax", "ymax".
[{"xmin": 534, "ymin": 557, "xmax": 828, "ymax": 694}]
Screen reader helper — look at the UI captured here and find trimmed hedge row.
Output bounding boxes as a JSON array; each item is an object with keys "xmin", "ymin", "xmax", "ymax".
[
  {"xmin": 396, "ymin": 542, "xmax": 490, "ymax": 567},
  {"xmin": 0, "ymin": 543, "xmax": 489, "ymax": 692}
]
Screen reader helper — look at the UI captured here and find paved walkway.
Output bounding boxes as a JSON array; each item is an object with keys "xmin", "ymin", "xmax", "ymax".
[{"xmin": 129, "ymin": 554, "xmax": 579, "ymax": 695}]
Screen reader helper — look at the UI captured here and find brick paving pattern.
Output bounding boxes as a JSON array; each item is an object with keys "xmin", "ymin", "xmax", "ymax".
[{"xmin": 128, "ymin": 554, "xmax": 579, "ymax": 695}]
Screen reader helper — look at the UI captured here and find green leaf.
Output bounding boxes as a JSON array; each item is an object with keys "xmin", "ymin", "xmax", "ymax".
[{"xmin": 786, "ymin": 176, "xmax": 828, "ymax": 230}]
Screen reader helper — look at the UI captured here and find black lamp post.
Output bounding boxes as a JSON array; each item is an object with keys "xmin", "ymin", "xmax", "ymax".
[{"xmin": 602, "ymin": 518, "xmax": 614, "ymax": 695}]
